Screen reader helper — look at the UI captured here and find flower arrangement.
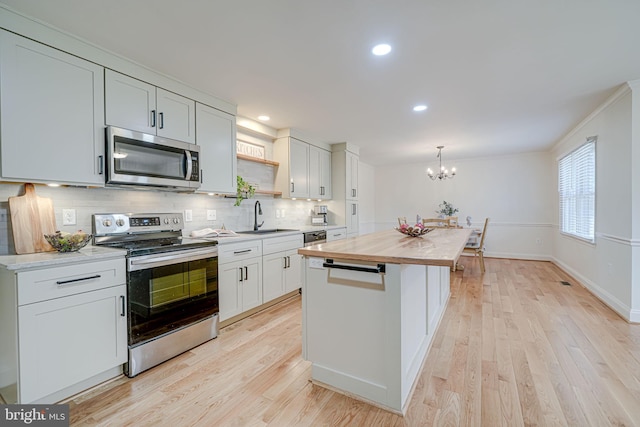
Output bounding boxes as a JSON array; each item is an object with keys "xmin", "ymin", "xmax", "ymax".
[
  {"xmin": 436, "ymin": 200, "xmax": 458, "ymax": 217},
  {"xmin": 235, "ymin": 175, "xmax": 255, "ymax": 206},
  {"xmin": 395, "ymin": 222, "xmax": 434, "ymax": 237}
]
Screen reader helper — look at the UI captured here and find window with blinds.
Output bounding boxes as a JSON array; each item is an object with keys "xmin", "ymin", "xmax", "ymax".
[{"xmin": 558, "ymin": 137, "xmax": 596, "ymax": 241}]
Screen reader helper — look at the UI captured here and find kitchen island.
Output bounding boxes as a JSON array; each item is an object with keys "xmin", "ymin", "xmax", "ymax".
[{"xmin": 298, "ymin": 228, "xmax": 472, "ymax": 415}]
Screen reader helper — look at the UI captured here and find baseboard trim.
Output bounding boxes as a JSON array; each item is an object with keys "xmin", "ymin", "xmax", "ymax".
[{"xmin": 551, "ymin": 257, "xmax": 637, "ymax": 323}]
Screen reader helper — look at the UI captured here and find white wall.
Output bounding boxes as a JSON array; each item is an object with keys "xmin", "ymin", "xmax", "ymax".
[
  {"xmin": 551, "ymin": 85, "xmax": 638, "ymax": 322},
  {"xmin": 373, "ymin": 151, "xmax": 554, "ymax": 260}
]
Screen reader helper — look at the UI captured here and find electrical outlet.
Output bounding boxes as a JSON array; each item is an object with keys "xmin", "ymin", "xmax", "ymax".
[
  {"xmin": 62, "ymin": 209, "xmax": 76, "ymax": 226},
  {"xmin": 184, "ymin": 209, "xmax": 193, "ymax": 222},
  {"xmin": 207, "ymin": 209, "xmax": 216, "ymax": 221}
]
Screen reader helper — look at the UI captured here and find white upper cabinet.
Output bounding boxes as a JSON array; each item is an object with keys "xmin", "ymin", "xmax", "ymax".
[
  {"xmin": 346, "ymin": 151, "xmax": 359, "ymax": 200},
  {"xmin": 275, "ymin": 137, "xmax": 310, "ymax": 198},
  {"xmin": 105, "ymin": 70, "xmax": 196, "ymax": 143},
  {"xmin": 195, "ymin": 103, "xmax": 237, "ymax": 194},
  {"xmin": 274, "ymin": 133, "xmax": 332, "ymax": 200},
  {"xmin": 0, "ymin": 30, "xmax": 105, "ymax": 186},
  {"xmin": 309, "ymin": 146, "xmax": 332, "ymax": 200}
]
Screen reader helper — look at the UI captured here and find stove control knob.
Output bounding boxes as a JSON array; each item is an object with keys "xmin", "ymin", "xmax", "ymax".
[
  {"xmin": 116, "ymin": 219, "xmax": 125, "ymax": 227},
  {"xmin": 173, "ymin": 217, "xmax": 180, "ymax": 224},
  {"xmin": 102, "ymin": 219, "xmax": 112, "ymax": 227},
  {"xmin": 164, "ymin": 218, "xmax": 170, "ymax": 224}
]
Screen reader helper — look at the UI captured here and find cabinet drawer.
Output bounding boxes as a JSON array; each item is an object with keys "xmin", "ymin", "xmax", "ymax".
[
  {"xmin": 262, "ymin": 234, "xmax": 303, "ymax": 255},
  {"xmin": 218, "ymin": 240, "xmax": 262, "ymax": 264},
  {"xmin": 17, "ymin": 258, "xmax": 126, "ymax": 306},
  {"xmin": 327, "ymin": 228, "xmax": 348, "ymax": 241}
]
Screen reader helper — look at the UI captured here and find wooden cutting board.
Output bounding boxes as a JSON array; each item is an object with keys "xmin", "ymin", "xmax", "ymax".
[{"xmin": 9, "ymin": 183, "xmax": 57, "ymax": 254}]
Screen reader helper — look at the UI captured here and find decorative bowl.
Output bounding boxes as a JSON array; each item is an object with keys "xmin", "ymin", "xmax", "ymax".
[
  {"xmin": 395, "ymin": 224, "xmax": 434, "ymax": 237},
  {"xmin": 44, "ymin": 231, "xmax": 92, "ymax": 252}
]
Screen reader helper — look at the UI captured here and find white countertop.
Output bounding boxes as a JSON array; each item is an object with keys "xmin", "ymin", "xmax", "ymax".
[
  {"xmin": 0, "ymin": 246, "xmax": 127, "ymax": 271},
  {"xmin": 0, "ymin": 225, "xmax": 347, "ymax": 269}
]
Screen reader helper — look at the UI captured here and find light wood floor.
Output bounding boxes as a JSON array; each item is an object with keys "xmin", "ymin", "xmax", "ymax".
[{"xmin": 68, "ymin": 258, "xmax": 640, "ymax": 426}]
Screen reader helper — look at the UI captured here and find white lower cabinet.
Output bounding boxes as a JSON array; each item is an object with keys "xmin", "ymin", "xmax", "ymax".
[
  {"xmin": 18, "ymin": 285, "xmax": 127, "ymax": 403},
  {"xmin": 0, "ymin": 257, "xmax": 127, "ymax": 404},
  {"xmin": 218, "ymin": 258, "xmax": 263, "ymax": 321},
  {"xmin": 218, "ymin": 240, "xmax": 263, "ymax": 321},
  {"xmin": 327, "ymin": 227, "xmax": 348, "ymax": 242},
  {"xmin": 262, "ymin": 234, "xmax": 303, "ymax": 303},
  {"xmin": 263, "ymin": 250, "xmax": 302, "ymax": 303}
]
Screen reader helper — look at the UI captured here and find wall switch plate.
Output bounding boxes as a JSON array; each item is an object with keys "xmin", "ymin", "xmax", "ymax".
[
  {"xmin": 276, "ymin": 209, "xmax": 281, "ymax": 218},
  {"xmin": 281, "ymin": 210, "xmax": 285, "ymax": 218},
  {"xmin": 184, "ymin": 209, "xmax": 193, "ymax": 222},
  {"xmin": 62, "ymin": 209, "xmax": 76, "ymax": 226},
  {"xmin": 207, "ymin": 209, "xmax": 216, "ymax": 221}
]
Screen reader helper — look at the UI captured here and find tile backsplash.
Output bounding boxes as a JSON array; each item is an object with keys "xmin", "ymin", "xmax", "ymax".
[{"xmin": 0, "ymin": 180, "xmax": 320, "ymax": 255}]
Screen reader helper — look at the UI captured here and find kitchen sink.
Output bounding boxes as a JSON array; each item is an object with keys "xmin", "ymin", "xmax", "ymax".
[{"xmin": 236, "ymin": 228, "xmax": 300, "ymax": 235}]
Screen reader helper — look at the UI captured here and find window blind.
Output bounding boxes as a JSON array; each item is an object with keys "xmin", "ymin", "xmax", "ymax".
[{"xmin": 558, "ymin": 138, "xmax": 596, "ymax": 241}]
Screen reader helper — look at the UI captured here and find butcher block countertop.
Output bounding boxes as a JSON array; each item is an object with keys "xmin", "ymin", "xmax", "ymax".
[{"xmin": 298, "ymin": 228, "xmax": 472, "ymax": 267}]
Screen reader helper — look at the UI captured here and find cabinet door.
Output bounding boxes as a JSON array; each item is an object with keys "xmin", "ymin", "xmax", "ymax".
[
  {"xmin": 320, "ymin": 148, "xmax": 332, "ymax": 199},
  {"xmin": 156, "ymin": 88, "xmax": 196, "ymax": 143},
  {"xmin": 241, "ymin": 258, "xmax": 263, "ymax": 311},
  {"xmin": 346, "ymin": 151, "xmax": 359, "ymax": 199},
  {"xmin": 347, "ymin": 201, "xmax": 359, "ymax": 236},
  {"xmin": 289, "ymin": 138, "xmax": 309, "ymax": 198},
  {"xmin": 0, "ymin": 31, "xmax": 105, "ymax": 185},
  {"xmin": 218, "ymin": 261, "xmax": 242, "ymax": 321},
  {"xmin": 284, "ymin": 251, "xmax": 303, "ymax": 293},
  {"xmin": 263, "ymin": 252, "xmax": 285, "ymax": 303},
  {"xmin": 17, "ymin": 285, "xmax": 126, "ymax": 403},
  {"xmin": 309, "ymin": 146, "xmax": 332, "ymax": 200},
  {"xmin": 327, "ymin": 227, "xmax": 347, "ymax": 241},
  {"xmin": 196, "ymin": 103, "xmax": 237, "ymax": 194},
  {"xmin": 105, "ymin": 70, "xmax": 156, "ymax": 134}
]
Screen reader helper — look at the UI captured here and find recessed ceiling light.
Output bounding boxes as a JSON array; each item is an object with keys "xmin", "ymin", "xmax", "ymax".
[
  {"xmin": 258, "ymin": 115, "xmax": 270, "ymax": 121},
  {"xmin": 413, "ymin": 105, "xmax": 428, "ymax": 112},
  {"xmin": 372, "ymin": 44, "xmax": 392, "ymax": 56}
]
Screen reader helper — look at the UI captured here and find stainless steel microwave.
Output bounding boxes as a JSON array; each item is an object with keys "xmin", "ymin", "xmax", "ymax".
[{"xmin": 105, "ymin": 126, "xmax": 200, "ymax": 191}]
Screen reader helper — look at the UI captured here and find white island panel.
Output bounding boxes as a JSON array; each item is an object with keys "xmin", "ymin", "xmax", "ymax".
[{"xmin": 303, "ymin": 258, "xmax": 451, "ymax": 414}]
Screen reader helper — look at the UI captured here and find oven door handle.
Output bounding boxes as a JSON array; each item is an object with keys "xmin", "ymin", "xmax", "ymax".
[{"xmin": 129, "ymin": 248, "xmax": 217, "ymax": 270}]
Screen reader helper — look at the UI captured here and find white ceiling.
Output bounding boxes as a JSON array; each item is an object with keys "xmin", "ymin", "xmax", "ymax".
[{"xmin": 3, "ymin": 1, "xmax": 640, "ymax": 166}]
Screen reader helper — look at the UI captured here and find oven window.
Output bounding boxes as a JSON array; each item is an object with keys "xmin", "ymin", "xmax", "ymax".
[
  {"xmin": 128, "ymin": 257, "xmax": 218, "ymax": 346},
  {"xmin": 114, "ymin": 137, "xmax": 186, "ymax": 179}
]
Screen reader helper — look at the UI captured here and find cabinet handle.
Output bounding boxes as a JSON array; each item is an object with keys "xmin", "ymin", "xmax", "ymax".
[
  {"xmin": 291, "ymin": 182, "xmax": 295, "ymax": 193},
  {"xmin": 244, "ymin": 266, "xmax": 248, "ymax": 281},
  {"xmin": 98, "ymin": 155, "xmax": 104, "ymax": 175},
  {"xmin": 159, "ymin": 112, "xmax": 164, "ymax": 129},
  {"xmin": 323, "ymin": 259, "xmax": 385, "ymax": 274},
  {"xmin": 151, "ymin": 110, "xmax": 156, "ymax": 128},
  {"xmin": 352, "ymin": 204, "xmax": 357, "ymax": 215},
  {"xmin": 120, "ymin": 295, "xmax": 126, "ymax": 317},
  {"xmin": 320, "ymin": 186, "xmax": 324, "ymax": 196},
  {"xmin": 287, "ymin": 256, "xmax": 291, "ymax": 268},
  {"xmin": 56, "ymin": 274, "xmax": 101, "ymax": 286},
  {"xmin": 234, "ymin": 249, "xmax": 252, "ymax": 255},
  {"xmin": 200, "ymin": 169, "xmax": 203, "ymax": 183},
  {"xmin": 239, "ymin": 267, "xmax": 244, "ymax": 282}
]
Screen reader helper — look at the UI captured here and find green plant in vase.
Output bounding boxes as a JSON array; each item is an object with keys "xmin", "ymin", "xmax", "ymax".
[
  {"xmin": 436, "ymin": 200, "xmax": 458, "ymax": 218},
  {"xmin": 235, "ymin": 175, "xmax": 256, "ymax": 206}
]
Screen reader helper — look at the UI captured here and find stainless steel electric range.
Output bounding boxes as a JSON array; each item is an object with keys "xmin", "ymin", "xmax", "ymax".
[{"xmin": 93, "ymin": 213, "xmax": 218, "ymax": 377}]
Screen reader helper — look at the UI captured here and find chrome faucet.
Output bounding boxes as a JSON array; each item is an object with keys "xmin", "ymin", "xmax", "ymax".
[{"xmin": 254, "ymin": 200, "xmax": 264, "ymax": 231}]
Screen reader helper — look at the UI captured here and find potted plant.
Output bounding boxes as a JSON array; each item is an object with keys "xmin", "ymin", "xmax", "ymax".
[
  {"xmin": 436, "ymin": 200, "xmax": 458, "ymax": 218},
  {"xmin": 235, "ymin": 175, "xmax": 255, "ymax": 206}
]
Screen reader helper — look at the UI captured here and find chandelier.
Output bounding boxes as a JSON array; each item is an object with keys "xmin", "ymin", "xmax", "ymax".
[{"xmin": 427, "ymin": 146, "xmax": 456, "ymax": 181}]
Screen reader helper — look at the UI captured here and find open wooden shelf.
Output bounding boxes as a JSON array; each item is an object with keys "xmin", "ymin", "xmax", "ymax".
[
  {"xmin": 237, "ymin": 153, "xmax": 279, "ymax": 167},
  {"xmin": 255, "ymin": 189, "xmax": 282, "ymax": 197}
]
